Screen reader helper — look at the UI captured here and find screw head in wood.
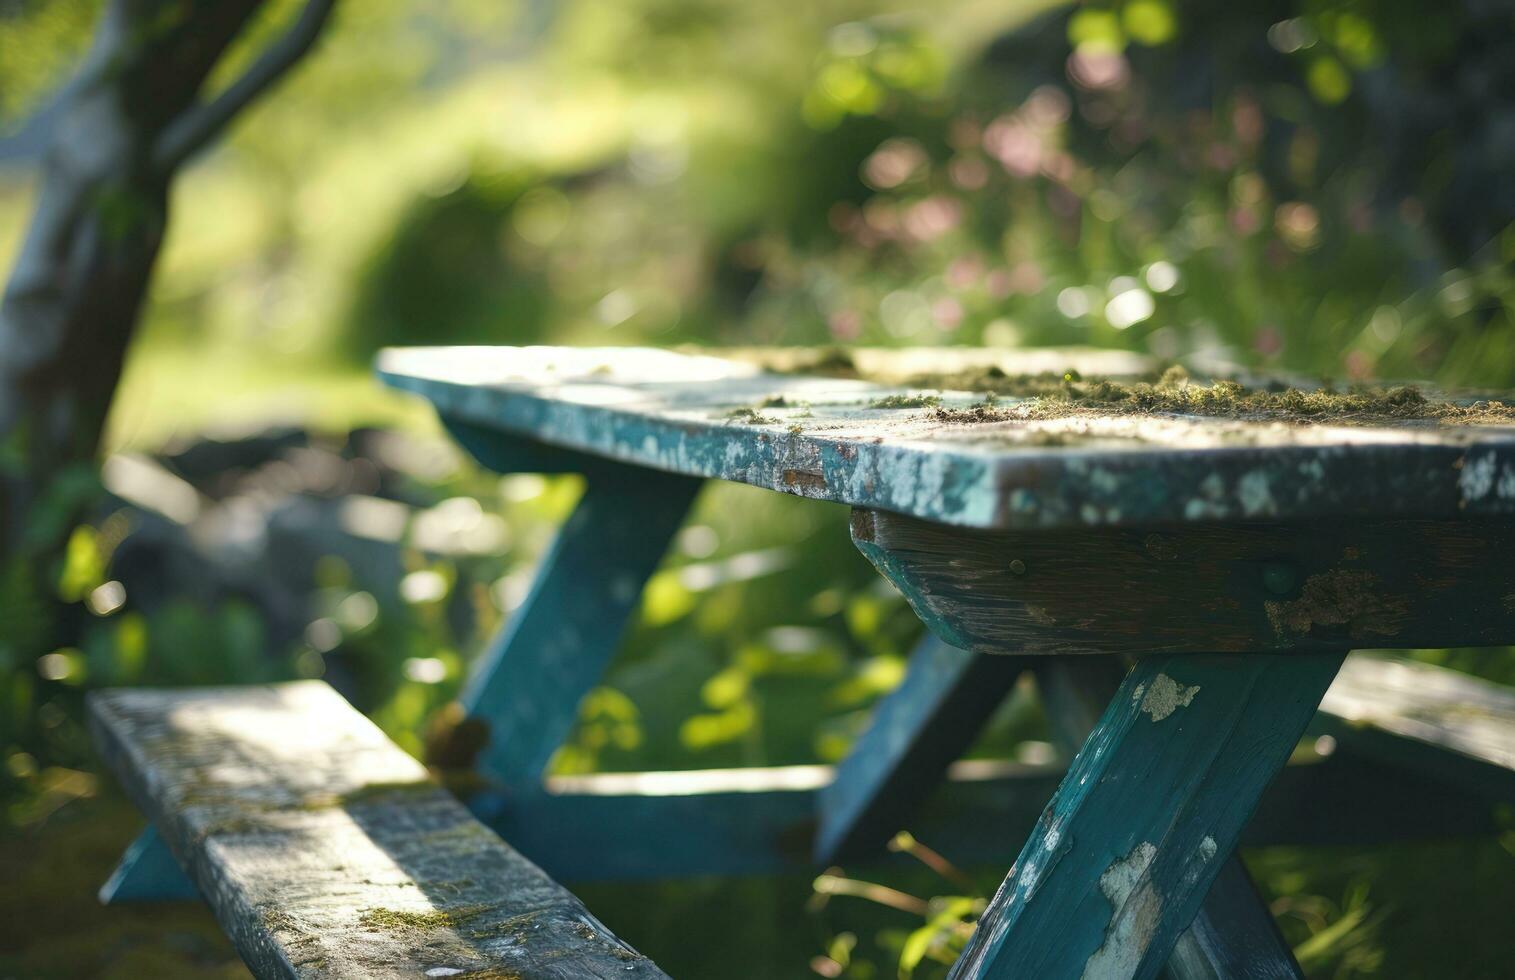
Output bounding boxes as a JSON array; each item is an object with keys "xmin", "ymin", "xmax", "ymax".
[{"xmin": 1261, "ymin": 561, "xmax": 1298, "ymax": 596}]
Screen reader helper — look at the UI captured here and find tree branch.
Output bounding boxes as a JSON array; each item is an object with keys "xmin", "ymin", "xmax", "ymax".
[{"xmin": 150, "ymin": 0, "xmax": 337, "ymax": 173}]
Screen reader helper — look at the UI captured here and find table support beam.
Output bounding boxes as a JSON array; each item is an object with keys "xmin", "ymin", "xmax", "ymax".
[{"xmin": 463, "ymin": 747, "xmax": 1496, "ymax": 883}]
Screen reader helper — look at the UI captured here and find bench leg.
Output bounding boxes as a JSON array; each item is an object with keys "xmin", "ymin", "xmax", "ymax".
[
  {"xmin": 950, "ymin": 650, "xmax": 1342, "ymax": 980},
  {"xmin": 99, "ymin": 825, "xmax": 197, "ymax": 903},
  {"xmin": 461, "ymin": 463, "xmax": 701, "ymax": 787}
]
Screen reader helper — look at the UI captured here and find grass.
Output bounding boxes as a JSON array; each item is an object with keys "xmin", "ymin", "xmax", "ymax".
[{"xmin": 0, "ymin": 793, "xmax": 249, "ymax": 980}]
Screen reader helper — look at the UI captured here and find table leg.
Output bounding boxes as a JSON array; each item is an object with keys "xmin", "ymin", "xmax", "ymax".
[
  {"xmin": 815, "ymin": 633, "xmax": 1027, "ymax": 862},
  {"xmin": 99, "ymin": 825, "xmax": 197, "ymax": 903},
  {"xmin": 818, "ymin": 639, "xmax": 1306, "ymax": 977},
  {"xmin": 460, "ymin": 463, "xmax": 701, "ymax": 787},
  {"xmin": 949, "ymin": 651, "xmax": 1343, "ymax": 980},
  {"xmin": 1035, "ymin": 659, "xmax": 1304, "ymax": 980}
]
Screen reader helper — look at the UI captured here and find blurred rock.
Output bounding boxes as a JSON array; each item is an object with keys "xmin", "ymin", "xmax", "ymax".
[{"xmin": 97, "ymin": 425, "xmax": 471, "ymax": 673}]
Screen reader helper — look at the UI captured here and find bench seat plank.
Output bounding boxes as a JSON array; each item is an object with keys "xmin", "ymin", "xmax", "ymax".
[
  {"xmin": 1315, "ymin": 653, "xmax": 1515, "ymax": 799},
  {"xmin": 89, "ymin": 682, "xmax": 668, "ymax": 980}
]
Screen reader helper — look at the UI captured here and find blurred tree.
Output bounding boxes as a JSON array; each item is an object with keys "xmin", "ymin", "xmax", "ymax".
[{"xmin": 0, "ymin": 0, "xmax": 336, "ymax": 655}]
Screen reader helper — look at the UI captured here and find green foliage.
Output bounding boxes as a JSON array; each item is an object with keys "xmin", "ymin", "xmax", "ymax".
[
  {"xmin": 342, "ymin": 166, "xmax": 559, "ymax": 355},
  {"xmin": 0, "ymin": 0, "xmax": 101, "ymax": 130}
]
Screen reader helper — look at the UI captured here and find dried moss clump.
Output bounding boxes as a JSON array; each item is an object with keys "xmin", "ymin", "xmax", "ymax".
[
  {"xmin": 723, "ymin": 407, "xmax": 778, "ymax": 424},
  {"xmin": 869, "ymin": 393, "xmax": 942, "ymax": 409},
  {"xmin": 706, "ymin": 345, "xmax": 859, "ymax": 377},
  {"xmin": 358, "ymin": 904, "xmax": 489, "ymax": 933},
  {"xmin": 1263, "ymin": 569, "xmax": 1409, "ymax": 637},
  {"xmin": 932, "ymin": 403, "xmax": 1004, "ymax": 425},
  {"xmin": 463, "ymin": 909, "xmax": 546, "ymax": 941},
  {"xmin": 923, "ymin": 366, "xmax": 1515, "ymax": 426},
  {"xmin": 260, "ymin": 908, "xmax": 303, "ymax": 934},
  {"xmin": 338, "ymin": 779, "xmax": 435, "ymax": 803}
]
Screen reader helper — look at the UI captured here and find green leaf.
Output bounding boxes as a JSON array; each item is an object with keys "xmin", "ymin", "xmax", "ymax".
[
  {"xmin": 1122, "ymin": 0, "xmax": 1176, "ymax": 46},
  {"xmin": 1306, "ymin": 56, "xmax": 1352, "ymax": 105},
  {"xmin": 56, "ymin": 526, "xmax": 104, "ymax": 603},
  {"xmin": 1068, "ymin": 8, "xmax": 1124, "ymax": 52}
]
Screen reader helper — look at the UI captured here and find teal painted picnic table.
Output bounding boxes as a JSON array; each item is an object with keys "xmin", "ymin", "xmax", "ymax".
[
  {"xmin": 112, "ymin": 345, "xmax": 1515, "ymax": 978},
  {"xmin": 379, "ymin": 345, "xmax": 1515, "ymax": 979}
]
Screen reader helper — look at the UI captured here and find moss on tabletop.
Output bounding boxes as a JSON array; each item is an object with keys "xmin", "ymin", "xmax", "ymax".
[
  {"xmin": 868, "ymin": 393, "xmax": 942, "ymax": 409},
  {"xmin": 923, "ymin": 364, "xmax": 1515, "ymax": 426}
]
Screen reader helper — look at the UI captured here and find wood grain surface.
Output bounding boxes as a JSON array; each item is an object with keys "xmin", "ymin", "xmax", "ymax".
[{"xmin": 90, "ymin": 682, "xmax": 669, "ymax": 980}]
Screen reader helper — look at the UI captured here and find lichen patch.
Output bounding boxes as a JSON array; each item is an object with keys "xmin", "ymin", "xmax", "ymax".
[
  {"xmin": 1137, "ymin": 674, "xmax": 1200, "ymax": 722},
  {"xmin": 1263, "ymin": 568, "xmax": 1408, "ymax": 637}
]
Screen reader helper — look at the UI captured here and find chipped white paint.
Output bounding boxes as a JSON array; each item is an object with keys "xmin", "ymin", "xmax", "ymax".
[
  {"xmin": 1237, "ymin": 470, "xmax": 1277, "ymax": 516},
  {"xmin": 1081, "ymin": 841, "xmax": 1161, "ymax": 980},
  {"xmin": 1179, "ymin": 834, "xmax": 1223, "ymax": 889},
  {"xmin": 1097, "ymin": 841, "xmax": 1156, "ymax": 907},
  {"xmin": 1088, "ymin": 467, "xmax": 1122, "ymax": 495},
  {"xmin": 1137, "ymin": 674, "xmax": 1200, "ymax": 722},
  {"xmin": 1460, "ymin": 452, "xmax": 1497, "ymax": 501},
  {"xmin": 1183, "ymin": 497, "xmax": 1228, "ymax": 520}
]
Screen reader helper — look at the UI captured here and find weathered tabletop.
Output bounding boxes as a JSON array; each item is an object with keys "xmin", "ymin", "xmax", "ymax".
[{"xmin": 377, "ymin": 345, "xmax": 1515, "ymax": 531}]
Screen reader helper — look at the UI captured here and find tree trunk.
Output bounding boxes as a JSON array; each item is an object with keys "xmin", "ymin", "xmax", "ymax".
[{"xmin": 0, "ymin": 0, "xmax": 335, "ymax": 653}]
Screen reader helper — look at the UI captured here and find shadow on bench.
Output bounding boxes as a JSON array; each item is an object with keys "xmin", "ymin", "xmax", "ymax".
[{"xmin": 89, "ymin": 681, "xmax": 668, "ymax": 979}]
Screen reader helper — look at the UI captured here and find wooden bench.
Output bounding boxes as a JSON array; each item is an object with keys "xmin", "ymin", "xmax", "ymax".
[
  {"xmin": 90, "ymin": 681, "xmax": 668, "ymax": 979},
  {"xmin": 1314, "ymin": 652, "xmax": 1515, "ymax": 800}
]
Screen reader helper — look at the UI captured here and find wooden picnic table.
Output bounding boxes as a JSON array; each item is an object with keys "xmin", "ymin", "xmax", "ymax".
[{"xmin": 368, "ymin": 344, "xmax": 1515, "ymax": 979}]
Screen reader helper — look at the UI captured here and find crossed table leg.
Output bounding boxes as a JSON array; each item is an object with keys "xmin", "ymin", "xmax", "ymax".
[{"xmin": 821, "ymin": 636, "xmax": 1327, "ymax": 979}]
